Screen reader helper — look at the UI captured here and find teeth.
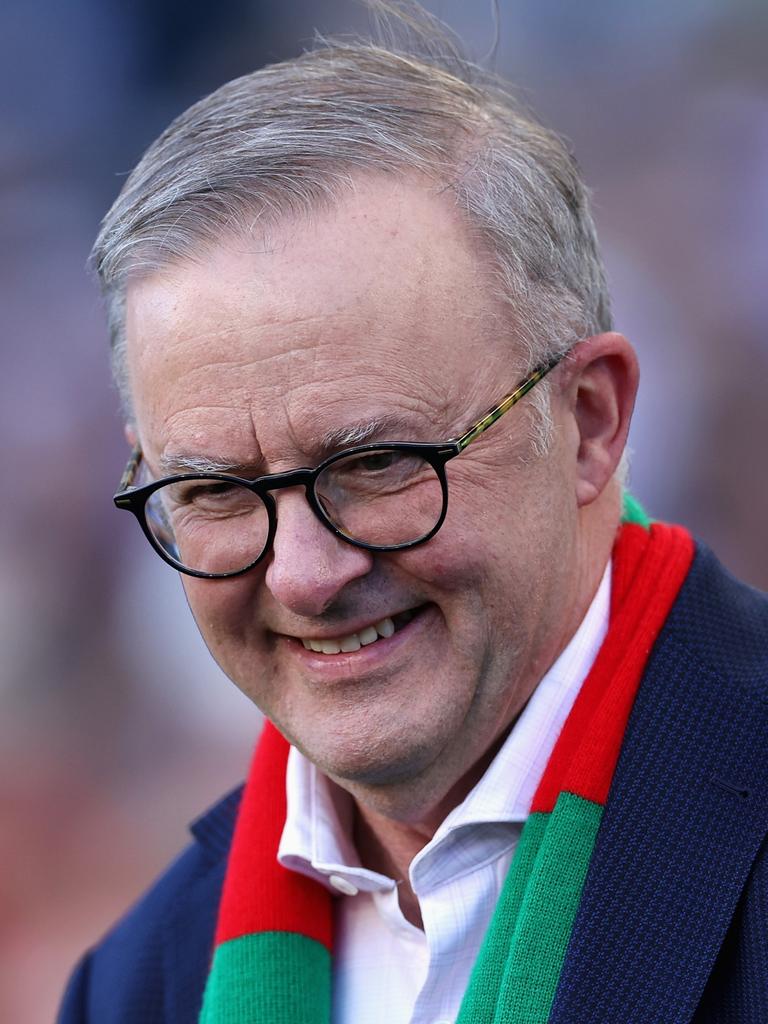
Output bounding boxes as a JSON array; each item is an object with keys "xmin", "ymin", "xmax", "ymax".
[
  {"xmin": 301, "ymin": 616, "xmax": 399, "ymax": 655},
  {"xmin": 359, "ymin": 626, "xmax": 378, "ymax": 646},
  {"xmin": 375, "ymin": 617, "xmax": 395, "ymax": 638}
]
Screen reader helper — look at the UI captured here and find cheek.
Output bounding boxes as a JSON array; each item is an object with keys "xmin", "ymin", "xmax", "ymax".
[
  {"xmin": 400, "ymin": 480, "xmax": 562, "ymax": 627},
  {"xmin": 394, "ymin": 521, "xmax": 496, "ymax": 598},
  {"xmin": 181, "ymin": 576, "xmax": 259, "ymax": 645}
]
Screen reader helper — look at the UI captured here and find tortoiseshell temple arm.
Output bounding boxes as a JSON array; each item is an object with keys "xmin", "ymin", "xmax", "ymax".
[
  {"xmin": 117, "ymin": 444, "xmax": 143, "ymax": 493},
  {"xmin": 453, "ymin": 354, "xmax": 564, "ymax": 452}
]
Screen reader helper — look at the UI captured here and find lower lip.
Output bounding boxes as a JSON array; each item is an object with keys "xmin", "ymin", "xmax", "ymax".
[{"xmin": 284, "ymin": 604, "xmax": 436, "ymax": 680}]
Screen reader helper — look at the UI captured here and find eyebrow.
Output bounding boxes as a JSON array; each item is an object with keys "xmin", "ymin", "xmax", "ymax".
[
  {"xmin": 317, "ymin": 413, "xmax": 425, "ymax": 450},
  {"xmin": 157, "ymin": 453, "xmax": 250, "ymax": 475},
  {"xmin": 157, "ymin": 413, "xmax": 432, "ymax": 477}
]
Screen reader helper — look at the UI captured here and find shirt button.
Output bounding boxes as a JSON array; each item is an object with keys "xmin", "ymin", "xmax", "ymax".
[{"xmin": 329, "ymin": 874, "xmax": 359, "ymax": 895}]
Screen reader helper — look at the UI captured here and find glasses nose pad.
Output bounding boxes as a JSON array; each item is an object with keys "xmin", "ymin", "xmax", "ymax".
[
  {"xmin": 309, "ymin": 480, "xmax": 356, "ymax": 544},
  {"xmin": 259, "ymin": 490, "xmax": 278, "ymax": 560},
  {"xmin": 312, "ymin": 488, "xmax": 348, "ymax": 541},
  {"xmin": 315, "ymin": 490, "xmax": 337, "ymax": 524}
]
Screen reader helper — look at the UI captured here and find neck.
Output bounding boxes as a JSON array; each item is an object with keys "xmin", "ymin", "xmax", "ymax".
[
  {"xmin": 353, "ymin": 805, "xmax": 428, "ymax": 928},
  {"xmin": 351, "ymin": 724, "xmax": 515, "ymax": 928}
]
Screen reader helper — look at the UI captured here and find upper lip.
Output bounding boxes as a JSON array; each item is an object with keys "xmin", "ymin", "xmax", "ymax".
[{"xmin": 276, "ymin": 605, "xmax": 422, "ymax": 641}]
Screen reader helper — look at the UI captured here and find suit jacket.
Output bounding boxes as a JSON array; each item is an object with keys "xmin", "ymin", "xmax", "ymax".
[{"xmin": 58, "ymin": 543, "xmax": 768, "ymax": 1023}]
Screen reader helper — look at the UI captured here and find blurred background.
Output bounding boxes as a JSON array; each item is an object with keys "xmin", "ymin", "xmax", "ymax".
[{"xmin": 2, "ymin": 0, "xmax": 766, "ymax": 1018}]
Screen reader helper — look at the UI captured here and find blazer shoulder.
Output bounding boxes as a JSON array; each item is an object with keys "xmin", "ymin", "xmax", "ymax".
[
  {"xmin": 667, "ymin": 540, "xmax": 768, "ymax": 697},
  {"xmin": 58, "ymin": 786, "xmax": 242, "ymax": 1024}
]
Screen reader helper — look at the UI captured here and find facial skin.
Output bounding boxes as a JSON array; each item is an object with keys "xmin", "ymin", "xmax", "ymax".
[{"xmin": 125, "ymin": 176, "xmax": 637, "ymax": 841}]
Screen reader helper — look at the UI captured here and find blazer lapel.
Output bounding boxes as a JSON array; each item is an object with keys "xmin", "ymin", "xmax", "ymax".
[{"xmin": 549, "ymin": 545, "xmax": 768, "ymax": 1024}]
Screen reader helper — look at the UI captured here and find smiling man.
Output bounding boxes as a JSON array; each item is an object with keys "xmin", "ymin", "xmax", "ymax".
[{"xmin": 59, "ymin": 11, "xmax": 768, "ymax": 1024}]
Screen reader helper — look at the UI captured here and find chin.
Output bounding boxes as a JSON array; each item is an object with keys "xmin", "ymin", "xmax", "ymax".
[{"xmin": 300, "ymin": 729, "xmax": 442, "ymax": 791}]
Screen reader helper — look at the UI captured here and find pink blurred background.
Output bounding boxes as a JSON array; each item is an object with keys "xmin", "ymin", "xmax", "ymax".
[{"xmin": 2, "ymin": 1, "xmax": 766, "ymax": 1019}]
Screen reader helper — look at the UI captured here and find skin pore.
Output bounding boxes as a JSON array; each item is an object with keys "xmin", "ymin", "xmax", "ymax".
[{"xmin": 124, "ymin": 175, "xmax": 638, "ymax": 927}]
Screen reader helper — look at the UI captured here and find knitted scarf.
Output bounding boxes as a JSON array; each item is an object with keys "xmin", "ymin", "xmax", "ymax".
[{"xmin": 199, "ymin": 501, "xmax": 695, "ymax": 1024}]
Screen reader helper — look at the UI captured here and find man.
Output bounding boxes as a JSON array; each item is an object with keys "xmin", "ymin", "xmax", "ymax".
[{"xmin": 59, "ymin": 10, "xmax": 768, "ymax": 1024}]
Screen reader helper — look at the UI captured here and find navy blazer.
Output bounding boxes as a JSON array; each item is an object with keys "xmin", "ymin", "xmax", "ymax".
[{"xmin": 58, "ymin": 544, "xmax": 768, "ymax": 1023}]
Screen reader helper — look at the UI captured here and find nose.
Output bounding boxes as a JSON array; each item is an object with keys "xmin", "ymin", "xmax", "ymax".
[{"xmin": 264, "ymin": 488, "xmax": 374, "ymax": 617}]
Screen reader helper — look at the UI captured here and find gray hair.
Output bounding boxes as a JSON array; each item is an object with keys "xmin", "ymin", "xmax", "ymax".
[{"xmin": 92, "ymin": 4, "xmax": 612, "ymax": 439}]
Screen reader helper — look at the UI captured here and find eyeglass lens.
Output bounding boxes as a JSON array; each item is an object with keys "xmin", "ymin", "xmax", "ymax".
[
  {"xmin": 145, "ymin": 479, "xmax": 271, "ymax": 575},
  {"xmin": 142, "ymin": 447, "xmax": 445, "ymax": 575}
]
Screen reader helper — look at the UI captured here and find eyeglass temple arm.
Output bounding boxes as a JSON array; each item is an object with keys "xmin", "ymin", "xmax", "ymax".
[
  {"xmin": 452, "ymin": 356, "xmax": 563, "ymax": 453},
  {"xmin": 114, "ymin": 355, "xmax": 563, "ymax": 486},
  {"xmin": 117, "ymin": 443, "xmax": 144, "ymax": 492}
]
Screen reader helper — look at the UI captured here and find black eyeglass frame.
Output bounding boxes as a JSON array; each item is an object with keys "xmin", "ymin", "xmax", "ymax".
[{"xmin": 114, "ymin": 354, "xmax": 563, "ymax": 579}]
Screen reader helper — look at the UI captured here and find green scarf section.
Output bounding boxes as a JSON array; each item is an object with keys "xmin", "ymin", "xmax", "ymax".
[
  {"xmin": 200, "ymin": 498, "xmax": 694, "ymax": 1023},
  {"xmin": 457, "ymin": 794, "xmax": 602, "ymax": 1022},
  {"xmin": 202, "ymin": 932, "xmax": 331, "ymax": 1024}
]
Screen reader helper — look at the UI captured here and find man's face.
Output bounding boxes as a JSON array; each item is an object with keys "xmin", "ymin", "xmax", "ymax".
[{"xmin": 125, "ymin": 177, "xmax": 582, "ymax": 817}]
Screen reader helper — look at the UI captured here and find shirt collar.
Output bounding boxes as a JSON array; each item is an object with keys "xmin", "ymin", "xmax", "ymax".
[{"xmin": 278, "ymin": 561, "xmax": 611, "ymax": 892}]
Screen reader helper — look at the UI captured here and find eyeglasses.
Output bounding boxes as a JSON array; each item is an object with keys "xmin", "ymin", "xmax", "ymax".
[{"xmin": 114, "ymin": 355, "xmax": 562, "ymax": 578}]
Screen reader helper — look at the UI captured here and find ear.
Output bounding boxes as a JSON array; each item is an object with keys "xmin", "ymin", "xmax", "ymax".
[{"xmin": 562, "ymin": 333, "xmax": 639, "ymax": 507}]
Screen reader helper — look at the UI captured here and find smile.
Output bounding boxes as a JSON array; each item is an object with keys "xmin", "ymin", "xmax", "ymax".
[{"xmin": 298, "ymin": 608, "xmax": 418, "ymax": 655}]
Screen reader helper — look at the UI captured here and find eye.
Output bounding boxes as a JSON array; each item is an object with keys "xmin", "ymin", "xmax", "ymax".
[
  {"xmin": 165, "ymin": 479, "xmax": 245, "ymax": 510},
  {"xmin": 319, "ymin": 449, "xmax": 432, "ymax": 499},
  {"xmin": 179, "ymin": 481, "xmax": 230, "ymax": 501},
  {"xmin": 348, "ymin": 451, "xmax": 399, "ymax": 474}
]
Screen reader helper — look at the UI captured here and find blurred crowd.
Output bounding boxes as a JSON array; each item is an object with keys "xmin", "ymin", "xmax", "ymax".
[{"xmin": 1, "ymin": 1, "xmax": 766, "ymax": 1019}]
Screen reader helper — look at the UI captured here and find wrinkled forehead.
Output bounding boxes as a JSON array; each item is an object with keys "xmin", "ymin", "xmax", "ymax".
[{"xmin": 123, "ymin": 177, "xmax": 520, "ymax": 468}]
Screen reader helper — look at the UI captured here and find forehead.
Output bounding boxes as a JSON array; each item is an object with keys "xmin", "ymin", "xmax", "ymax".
[{"xmin": 124, "ymin": 176, "xmax": 517, "ymax": 467}]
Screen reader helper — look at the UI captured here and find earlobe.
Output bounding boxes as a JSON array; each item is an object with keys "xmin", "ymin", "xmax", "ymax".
[
  {"xmin": 567, "ymin": 334, "xmax": 639, "ymax": 508},
  {"xmin": 124, "ymin": 423, "xmax": 138, "ymax": 448}
]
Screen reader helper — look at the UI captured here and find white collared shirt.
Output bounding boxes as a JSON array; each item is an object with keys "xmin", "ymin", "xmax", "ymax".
[{"xmin": 278, "ymin": 564, "xmax": 611, "ymax": 1024}]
